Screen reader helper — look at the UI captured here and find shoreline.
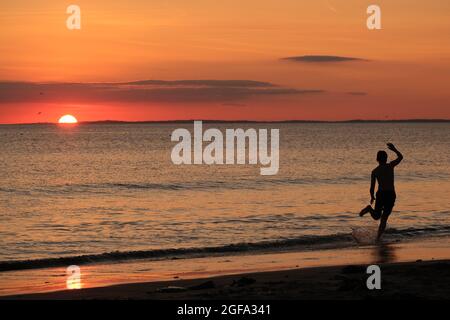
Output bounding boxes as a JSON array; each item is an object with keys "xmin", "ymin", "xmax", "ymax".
[
  {"xmin": 2, "ymin": 227, "xmax": 449, "ymax": 273},
  {"xmin": 4, "ymin": 259, "xmax": 449, "ymax": 300},
  {"xmin": 1, "ymin": 236, "xmax": 449, "ymax": 298}
]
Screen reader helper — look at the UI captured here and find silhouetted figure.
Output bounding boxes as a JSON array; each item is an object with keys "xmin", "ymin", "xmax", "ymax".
[{"xmin": 359, "ymin": 143, "xmax": 403, "ymax": 241}]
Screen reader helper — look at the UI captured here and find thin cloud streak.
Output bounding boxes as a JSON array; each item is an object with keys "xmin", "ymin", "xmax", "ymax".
[
  {"xmin": 0, "ymin": 80, "xmax": 325, "ymax": 104},
  {"xmin": 282, "ymin": 55, "xmax": 368, "ymax": 63}
]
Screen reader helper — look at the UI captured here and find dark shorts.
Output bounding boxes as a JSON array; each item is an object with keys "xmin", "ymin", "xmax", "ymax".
[{"xmin": 374, "ymin": 190, "xmax": 396, "ymax": 219}]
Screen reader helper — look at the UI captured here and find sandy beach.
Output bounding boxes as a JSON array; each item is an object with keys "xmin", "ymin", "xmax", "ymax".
[
  {"xmin": 4, "ymin": 259, "xmax": 449, "ymax": 300},
  {"xmin": 1, "ymin": 236, "xmax": 449, "ymax": 300}
]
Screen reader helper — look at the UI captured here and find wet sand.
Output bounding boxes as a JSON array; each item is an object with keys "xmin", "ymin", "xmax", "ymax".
[
  {"xmin": 4, "ymin": 259, "xmax": 449, "ymax": 300},
  {"xmin": 1, "ymin": 237, "xmax": 449, "ymax": 299}
]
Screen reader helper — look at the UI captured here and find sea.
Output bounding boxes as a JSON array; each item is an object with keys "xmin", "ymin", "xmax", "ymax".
[{"xmin": 0, "ymin": 122, "xmax": 449, "ymax": 271}]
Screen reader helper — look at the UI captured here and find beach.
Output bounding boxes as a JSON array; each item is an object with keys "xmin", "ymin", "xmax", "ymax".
[
  {"xmin": 1, "ymin": 236, "xmax": 449, "ymax": 299},
  {"xmin": 4, "ymin": 259, "xmax": 449, "ymax": 300}
]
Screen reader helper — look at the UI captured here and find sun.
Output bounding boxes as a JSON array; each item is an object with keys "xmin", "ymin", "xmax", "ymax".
[{"xmin": 58, "ymin": 114, "xmax": 78, "ymax": 124}]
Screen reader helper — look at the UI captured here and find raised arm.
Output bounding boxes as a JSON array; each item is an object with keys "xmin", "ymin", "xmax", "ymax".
[{"xmin": 387, "ymin": 143, "xmax": 403, "ymax": 167}]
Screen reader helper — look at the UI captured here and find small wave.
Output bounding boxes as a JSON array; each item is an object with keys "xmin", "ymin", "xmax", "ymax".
[
  {"xmin": 386, "ymin": 225, "xmax": 450, "ymax": 237},
  {"xmin": 1, "ymin": 226, "xmax": 449, "ymax": 272},
  {"xmin": 2, "ymin": 172, "xmax": 448, "ymax": 195},
  {"xmin": 0, "ymin": 176, "xmax": 373, "ymax": 195},
  {"xmin": 0, "ymin": 233, "xmax": 352, "ymax": 272}
]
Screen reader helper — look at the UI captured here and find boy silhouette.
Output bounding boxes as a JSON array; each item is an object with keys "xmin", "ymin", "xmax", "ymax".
[{"xmin": 360, "ymin": 143, "xmax": 403, "ymax": 241}]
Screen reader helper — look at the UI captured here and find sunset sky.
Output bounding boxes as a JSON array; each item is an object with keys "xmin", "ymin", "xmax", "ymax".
[{"xmin": 1, "ymin": 0, "xmax": 449, "ymax": 123}]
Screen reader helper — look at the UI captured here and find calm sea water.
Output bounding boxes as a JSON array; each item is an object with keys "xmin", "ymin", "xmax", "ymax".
[{"xmin": 0, "ymin": 123, "xmax": 449, "ymax": 267}]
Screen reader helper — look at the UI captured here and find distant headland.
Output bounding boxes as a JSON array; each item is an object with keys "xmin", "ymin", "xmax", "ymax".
[{"xmin": 2, "ymin": 119, "xmax": 450, "ymax": 125}]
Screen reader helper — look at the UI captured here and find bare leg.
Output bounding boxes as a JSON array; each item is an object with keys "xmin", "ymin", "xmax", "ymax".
[
  {"xmin": 377, "ymin": 215, "xmax": 388, "ymax": 241},
  {"xmin": 359, "ymin": 205, "xmax": 381, "ymax": 220},
  {"xmin": 377, "ymin": 204, "xmax": 394, "ymax": 241},
  {"xmin": 359, "ymin": 205, "xmax": 372, "ymax": 217}
]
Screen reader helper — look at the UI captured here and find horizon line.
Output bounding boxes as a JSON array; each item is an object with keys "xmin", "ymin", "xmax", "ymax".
[{"xmin": 1, "ymin": 118, "xmax": 450, "ymax": 126}]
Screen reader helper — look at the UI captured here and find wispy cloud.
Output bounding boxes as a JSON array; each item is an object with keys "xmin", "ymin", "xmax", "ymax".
[
  {"xmin": 0, "ymin": 80, "xmax": 325, "ymax": 104},
  {"xmin": 282, "ymin": 55, "xmax": 368, "ymax": 63},
  {"xmin": 118, "ymin": 80, "xmax": 276, "ymax": 87}
]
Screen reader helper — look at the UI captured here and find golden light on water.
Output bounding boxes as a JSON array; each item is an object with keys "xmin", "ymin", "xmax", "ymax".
[{"xmin": 58, "ymin": 114, "xmax": 78, "ymax": 124}]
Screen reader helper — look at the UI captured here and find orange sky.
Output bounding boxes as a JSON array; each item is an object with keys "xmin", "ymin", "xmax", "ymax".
[{"xmin": 1, "ymin": 0, "xmax": 449, "ymax": 123}]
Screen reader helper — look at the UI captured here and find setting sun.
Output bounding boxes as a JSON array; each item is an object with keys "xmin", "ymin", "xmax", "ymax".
[{"xmin": 58, "ymin": 115, "xmax": 78, "ymax": 124}]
